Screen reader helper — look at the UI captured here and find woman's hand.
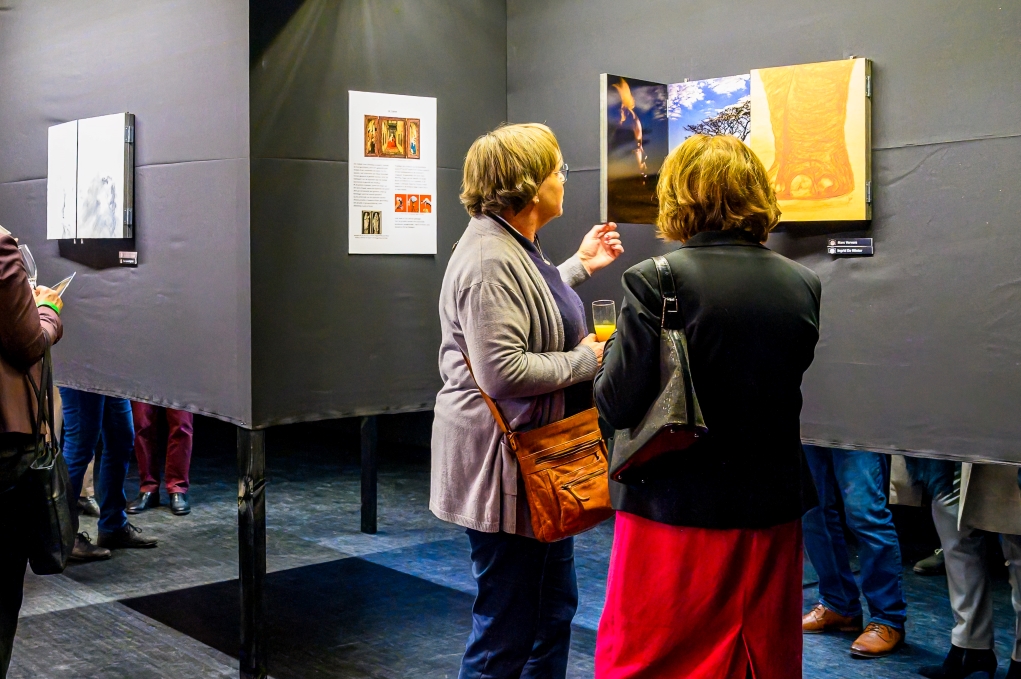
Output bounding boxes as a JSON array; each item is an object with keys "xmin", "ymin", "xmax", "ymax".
[
  {"xmin": 580, "ymin": 333, "xmax": 605, "ymax": 366},
  {"xmin": 34, "ymin": 286, "xmax": 63, "ymax": 314},
  {"xmin": 577, "ymin": 222, "xmax": 624, "ymax": 275}
]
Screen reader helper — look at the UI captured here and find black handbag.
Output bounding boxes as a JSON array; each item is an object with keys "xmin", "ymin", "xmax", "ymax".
[
  {"xmin": 23, "ymin": 350, "xmax": 76, "ymax": 575},
  {"xmin": 610, "ymin": 255, "xmax": 707, "ymax": 484}
]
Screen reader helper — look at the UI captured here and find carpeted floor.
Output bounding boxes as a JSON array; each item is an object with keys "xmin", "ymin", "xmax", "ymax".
[{"xmin": 9, "ymin": 417, "xmax": 1019, "ymax": 678}]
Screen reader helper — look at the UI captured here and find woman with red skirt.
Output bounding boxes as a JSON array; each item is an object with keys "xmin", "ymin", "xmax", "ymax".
[{"xmin": 593, "ymin": 134, "xmax": 822, "ymax": 679}]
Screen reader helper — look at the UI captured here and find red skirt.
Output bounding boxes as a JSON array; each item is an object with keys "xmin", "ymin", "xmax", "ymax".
[{"xmin": 595, "ymin": 512, "xmax": 804, "ymax": 679}]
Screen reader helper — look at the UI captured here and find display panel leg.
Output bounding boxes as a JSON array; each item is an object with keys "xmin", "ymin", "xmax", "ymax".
[
  {"xmin": 237, "ymin": 427, "xmax": 267, "ymax": 679},
  {"xmin": 360, "ymin": 416, "xmax": 378, "ymax": 534}
]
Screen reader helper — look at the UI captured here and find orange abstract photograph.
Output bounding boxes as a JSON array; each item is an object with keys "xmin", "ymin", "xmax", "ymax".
[{"xmin": 748, "ymin": 58, "xmax": 871, "ymax": 221}]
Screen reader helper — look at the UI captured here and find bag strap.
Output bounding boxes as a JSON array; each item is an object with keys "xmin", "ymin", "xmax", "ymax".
[
  {"xmin": 23, "ymin": 349, "xmax": 54, "ymax": 445},
  {"xmin": 652, "ymin": 255, "xmax": 684, "ymax": 330},
  {"xmin": 459, "ymin": 351, "xmax": 515, "ymax": 440}
]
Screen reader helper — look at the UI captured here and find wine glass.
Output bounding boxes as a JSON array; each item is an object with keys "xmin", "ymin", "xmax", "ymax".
[
  {"xmin": 592, "ymin": 300, "xmax": 616, "ymax": 341},
  {"xmin": 18, "ymin": 245, "xmax": 37, "ymax": 289}
]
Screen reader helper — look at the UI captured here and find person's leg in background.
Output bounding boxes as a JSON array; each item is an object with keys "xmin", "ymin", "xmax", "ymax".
[
  {"xmin": 919, "ymin": 484, "xmax": 998, "ymax": 679},
  {"xmin": 802, "ymin": 445, "xmax": 865, "ymax": 633},
  {"xmin": 459, "ymin": 530, "xmax": 574, "ymax": 679},
  {"xmin": 830, "ymin": 450, "xmax": 907, "ymax": 657},
  {"xmin": 127, "ymin": 402, "xmax": 161, "ymax": 513},
  {"xmin": 1001, "ymin": 534, "xmax": 1021, "ymax": 678},
  {"xmin": 164, "ymin": 408, "xmax": 193, "ymax": 515},
  {"xmin": 59, "ymin": 387, "xmax": 111, "ymax": 561},
  {"xmin": 77, "ymin": 459, "xmax": 100, "ymax": 517},
  {"xmin": 0, "ymin": 482, "xmax": 28, "ymax": 678},
  {"xmin": 520, "ymin": 536, "xmax": 578, "ymax": 679},
  {"xmin": 95, "ymin": 397, "xmax": 157, "ymax": 550},
  {"xmin": 60, "ymin": 388, "xmax": 104, "ymax": 503}
]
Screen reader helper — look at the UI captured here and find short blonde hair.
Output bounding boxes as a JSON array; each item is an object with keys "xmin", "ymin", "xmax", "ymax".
[
  {"xmin": 460, "ymin": 123, "xmax": 561, "ymax": 217},
  {"xmin": 656, "ymin": 134, "xmax": 780, "ymax": 243}
]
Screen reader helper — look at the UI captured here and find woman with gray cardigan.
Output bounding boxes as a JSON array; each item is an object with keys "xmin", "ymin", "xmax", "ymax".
[{"xmin": 431, "ymin": 123, "xmax": 623, "ymax": 679}]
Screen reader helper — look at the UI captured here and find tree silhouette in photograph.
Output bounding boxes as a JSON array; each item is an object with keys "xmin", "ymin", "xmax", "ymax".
[{"xmin": 684, "ymin": 99, "xmax": 751, "ymax": 141}]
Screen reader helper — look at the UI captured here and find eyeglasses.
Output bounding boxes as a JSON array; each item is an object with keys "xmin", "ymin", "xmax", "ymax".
[{"xmin": 556, "ymin": 163, "xmax": 569, "ymax": 183}]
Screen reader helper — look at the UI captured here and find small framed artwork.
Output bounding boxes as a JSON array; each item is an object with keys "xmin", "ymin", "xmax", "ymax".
[
  {"xmin": 407, "ymin": 194, "xmax": 420, "ymax": 213},
  {"xmin": 420, "ymin": 195, "xmax": 432, "ymax": 213},
  {"xmin": 394, "ymin": 194, "xmax": 407, "ymax": 212},
  {"xmin": 380, "ymin": 117, "xmax": 407, "ymax": 158},
  {"xmin": 364, "ymin": 116, "xmax": 381, "ymax": 157},
  {"xmin": 406, "ymin": 118, "xmax": 421, "ymax": 159}
]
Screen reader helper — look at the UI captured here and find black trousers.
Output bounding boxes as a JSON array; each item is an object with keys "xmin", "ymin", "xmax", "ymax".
[{"xmin": 0, "ymin": 480, "xmax": 28, "ymax": 678}]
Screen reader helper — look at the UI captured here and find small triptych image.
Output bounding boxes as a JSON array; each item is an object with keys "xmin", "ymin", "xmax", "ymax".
[
  {"xmin": 394, "ymin": 194, "xmax": 431, "ymax": 213},
  {"xmin": 364, "ymin": 116, "xmax": 421, "ymax": 159},
  {"xmin": 361, "ymin": 210, "xmax": 382, "ymax": 234}
]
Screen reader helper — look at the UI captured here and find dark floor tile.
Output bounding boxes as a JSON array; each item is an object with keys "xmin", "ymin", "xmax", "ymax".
[{"xmin": 121, "ymin": 557, "xmax": 595, "ymax": 679}]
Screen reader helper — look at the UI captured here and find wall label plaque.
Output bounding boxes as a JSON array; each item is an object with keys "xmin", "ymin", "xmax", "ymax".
[{"xmin": 827, "ymin": 237, "xmax": 873, "ymax": 256}]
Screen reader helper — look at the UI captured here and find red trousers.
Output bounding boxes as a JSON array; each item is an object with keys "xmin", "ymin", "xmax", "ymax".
[
  {"xmin": 131, "ymin": 403, "xmax": 193, "ymax": 494},
  {"xmin": 595, "ymin": 512, "xmax": 804, "ymax": 679}
]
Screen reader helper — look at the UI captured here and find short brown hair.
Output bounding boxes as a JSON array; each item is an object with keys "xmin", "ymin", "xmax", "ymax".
[
  {"xmin": 656, "ymin": 134, "xmax": 780, "ymax": 242},
  {"xmin": 460, "ymin": 123, "xmax": 561, "ymax": 217}
]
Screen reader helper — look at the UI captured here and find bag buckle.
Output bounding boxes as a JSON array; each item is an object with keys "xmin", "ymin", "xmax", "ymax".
[{"xmin": 661, "ymin": 295, "xmax": 680, "ymax": 329}]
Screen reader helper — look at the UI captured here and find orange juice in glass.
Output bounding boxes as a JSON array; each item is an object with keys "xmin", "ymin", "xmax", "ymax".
[{"xmin": 592, "ymin": 300, "xmax": 616, "ymax": 341}]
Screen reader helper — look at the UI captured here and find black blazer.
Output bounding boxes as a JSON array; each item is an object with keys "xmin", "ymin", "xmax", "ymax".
[{"xmin": 594, "ymin": 229, "xmax": 821, "ymax": 529}]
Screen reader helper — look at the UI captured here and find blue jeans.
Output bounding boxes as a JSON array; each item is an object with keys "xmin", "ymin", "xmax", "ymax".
[
  {"xmin": 802, "ymin": 446, "xmax": 907, "ymax": 629},
  {"xmin": 60, "ymin": 388, "xmax": 134, "ymax": 534},
  {"xmin": 459, "ymin": 529, "xmax": 578, "ymax": 679}
]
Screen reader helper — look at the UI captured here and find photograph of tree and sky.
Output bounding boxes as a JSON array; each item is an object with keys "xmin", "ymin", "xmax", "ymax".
[{"xmin": 668, "ymin": 74, "xmax": 751, "ymax": 144}]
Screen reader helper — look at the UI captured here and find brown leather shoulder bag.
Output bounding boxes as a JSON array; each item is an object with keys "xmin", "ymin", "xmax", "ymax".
[{"xmin": 462, "ymin": 353, "xmax": 613, "ymax": 542}]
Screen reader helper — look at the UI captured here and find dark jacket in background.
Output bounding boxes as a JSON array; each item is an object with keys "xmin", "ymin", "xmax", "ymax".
[
  {"xmin": 0, "ymin": 233, "xmax": 62, "ymax": 436},
  {"xmin": 594, "ymin": 229, "xmax": 821, "ymax": 529}
]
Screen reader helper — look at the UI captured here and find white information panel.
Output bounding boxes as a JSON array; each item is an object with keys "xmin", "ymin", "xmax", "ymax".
[{"xmin": 348, "ymin": 91, "xmax": 437, "ymax": 255}]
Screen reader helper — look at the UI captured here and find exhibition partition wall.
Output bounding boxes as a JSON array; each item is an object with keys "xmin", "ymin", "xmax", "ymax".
[
  {"xmin": 249, "ymin": 0, "xmax": 507, "ymax": 427},
  {"xmin": 0, "ymin": 0, "xmax": 253, "ymax": 425},
  {"xmin": 506, "ymin": 0, "xmax": 1021, "ymax": 464}
]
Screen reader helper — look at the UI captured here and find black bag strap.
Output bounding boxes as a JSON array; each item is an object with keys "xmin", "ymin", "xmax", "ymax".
[
  {"xmin": 24, "ymin": 350, "xmax": 55, "ymax": 446},
  {"xmin": 652, "ymin": 255, "xmax": 684, "ymax": 330}
]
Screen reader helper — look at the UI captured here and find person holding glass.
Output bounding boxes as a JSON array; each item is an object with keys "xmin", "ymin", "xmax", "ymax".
[
  {"xmin": 0, "ymin": 229, "xmax": 65, "ymax": 676},
  {"xmin": 593, "ymin": 134, "xmax": 822, "ymax": 679},
  {"xmin": 431, "ymin": 122, "xmax": 623, "ymax": 679}
]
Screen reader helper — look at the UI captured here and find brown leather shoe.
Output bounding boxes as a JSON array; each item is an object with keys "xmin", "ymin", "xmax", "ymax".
[
  {"xmin": 802, "ymin": 604, "xmax": 864, "ymax": 634},
  {"xmin": 850, "ymin": 622, "xmax": 905, "ymax": 658}
]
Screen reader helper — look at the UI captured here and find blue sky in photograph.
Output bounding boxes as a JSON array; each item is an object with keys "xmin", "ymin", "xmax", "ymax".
[{"xmin": 668, "ymin": 74, "xmax": 750, "ymax": 147}]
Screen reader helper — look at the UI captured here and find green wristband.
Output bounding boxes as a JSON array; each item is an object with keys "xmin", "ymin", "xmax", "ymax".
[{"xmin": 37, "ymin": 301, "xmax": 61, "ymax": 316}]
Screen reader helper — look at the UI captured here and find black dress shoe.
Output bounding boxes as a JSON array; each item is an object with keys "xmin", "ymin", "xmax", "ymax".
[
  {"xmin": 126, "ymin": 491, "xmax": 159, "ymax": 514},
  {"xmin": 77, "ymin": 496, "xmax": 101, "ymax": 518},
  {"xmin": 97, "ymin": 523, "xmax": 158, "ymax": 549},
  {"xmin": 169, "ymin": 492, "xmax": 191, "ymax": 516},
  {"xmin": 69, "ymin": 532, "xmax": 111, "ymax": 562},
  {"xmin": 919, "ymin": 645, "xmax": 997, "ymax": 679}
]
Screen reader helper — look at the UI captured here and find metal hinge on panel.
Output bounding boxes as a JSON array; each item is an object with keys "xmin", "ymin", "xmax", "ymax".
[
  {"xmin": 124, "ymin": 208, "xmax": 133, "ymax": 225},
  {"xmin": 866, "ymin": 181, "xmax": 873, "ymax": 204},
  {"xmin": 125, "ymin": 126, "xmax": 134, "ymax": 143},
  {"xmin": 866, "ymin": 75, "xmax": 872, "ymax": 98}
]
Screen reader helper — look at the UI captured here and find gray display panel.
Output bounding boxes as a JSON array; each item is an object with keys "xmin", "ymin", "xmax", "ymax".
[
  {"xmin": 250, "ymin": 0, "xmax": 508, "ymax": 427},
  {"xmin": 0, "ymin": 0, "xmax": 252, "ymax": 425},
  {"xmin": 507, "ymin": 0, "xmax": 1021, "ymax": 463}
]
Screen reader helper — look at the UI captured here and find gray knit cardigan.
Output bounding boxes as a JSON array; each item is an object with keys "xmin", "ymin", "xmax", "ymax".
[{"xmin": 430, "ymin": 215, "xmax": 599, "ymax": 535}]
